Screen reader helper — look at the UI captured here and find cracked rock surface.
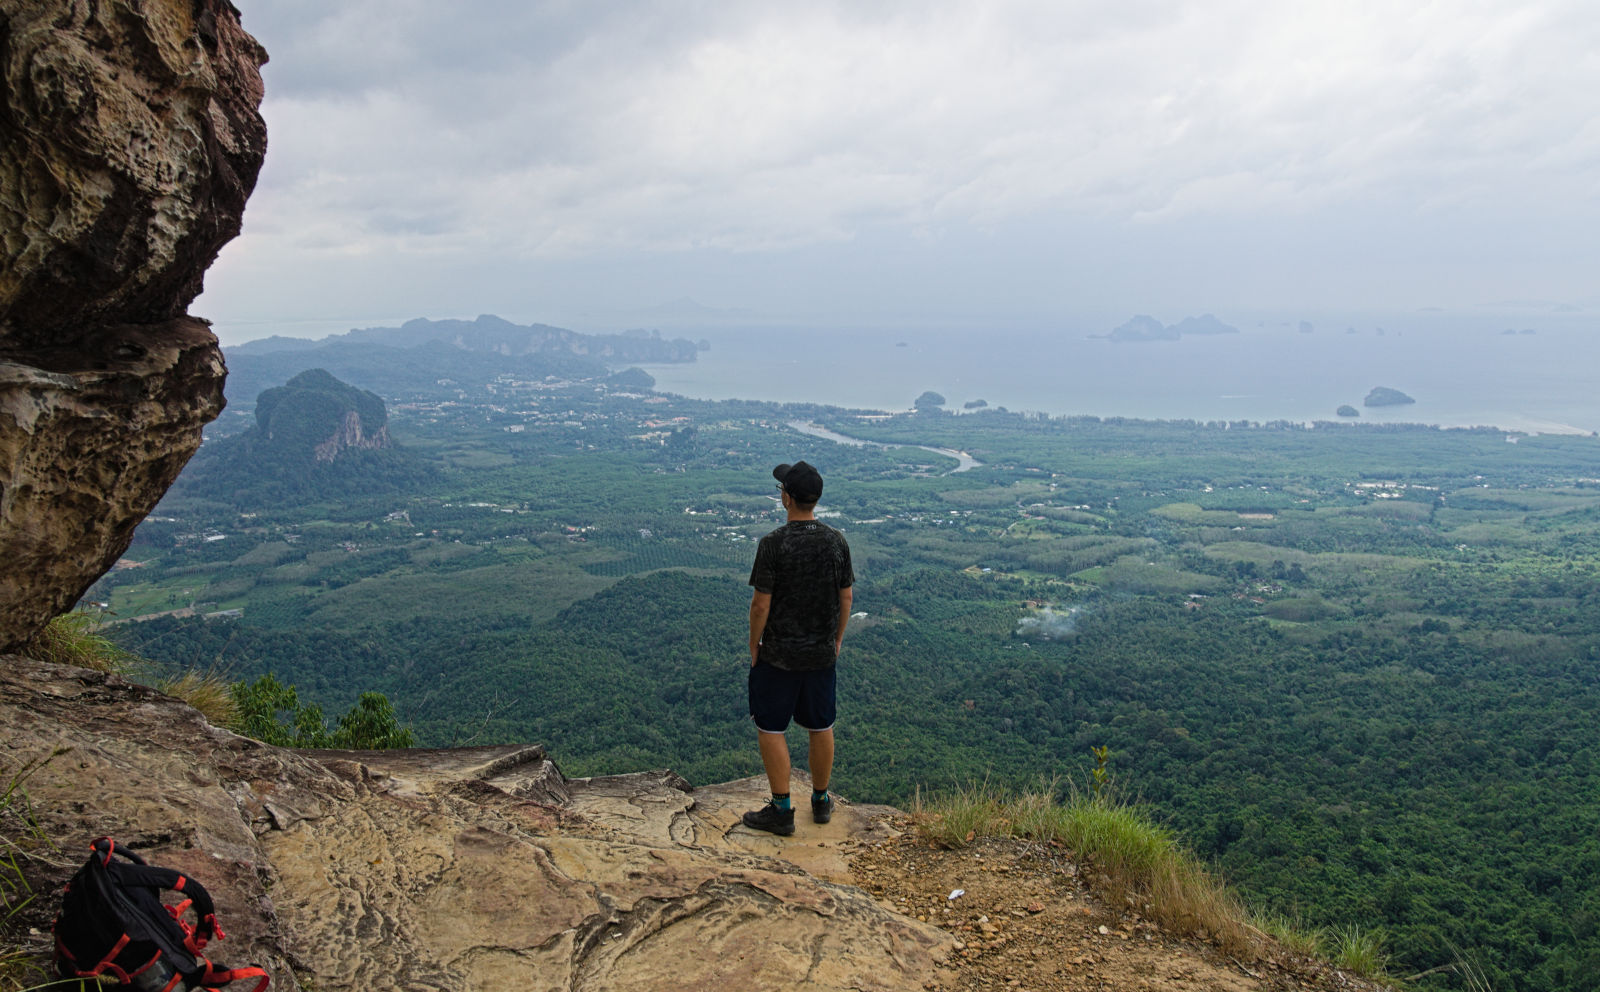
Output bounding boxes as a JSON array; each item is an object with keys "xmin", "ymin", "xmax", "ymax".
[{"xmin": 1, "ymin": 658, "xmax": 951, "ymax": 991}]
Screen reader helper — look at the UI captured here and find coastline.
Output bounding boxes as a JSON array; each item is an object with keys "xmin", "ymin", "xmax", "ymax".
[{"xmin": 627, "ymin": 319, "xmax": 1600, "ymax": 437}]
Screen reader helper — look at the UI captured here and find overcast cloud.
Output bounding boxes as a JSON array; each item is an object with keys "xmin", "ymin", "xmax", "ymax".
[{"xmin": 198, "ymin": 0, "xmax": 1600, "ymax": 341}]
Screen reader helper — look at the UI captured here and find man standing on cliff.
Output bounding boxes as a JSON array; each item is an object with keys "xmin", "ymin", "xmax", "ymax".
[{"xmin": 743, "ymin": 461, "xmax": 854, "ymax": 836}]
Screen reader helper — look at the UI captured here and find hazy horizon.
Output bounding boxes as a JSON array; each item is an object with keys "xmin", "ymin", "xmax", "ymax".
[
  {"xmin": 212, "ymin": 298, "xmax": 1592, "ymax": 350},
  {"xmin": 216, "ymin": 307, "xmax": 1600, "ymax": 437},
  {"xmin": 198, "ymin": 1, "xmax": 1598, "ymax": 346}
]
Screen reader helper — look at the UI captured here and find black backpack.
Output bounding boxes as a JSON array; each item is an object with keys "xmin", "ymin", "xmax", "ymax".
[{"xmin": 53, "ymin": 837, "xmax": 269, "ymax": 991}]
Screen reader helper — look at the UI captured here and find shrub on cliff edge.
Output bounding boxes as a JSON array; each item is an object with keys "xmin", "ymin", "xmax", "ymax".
[{"xmin": 229, "ymin": 674, "xmax": 413, "ymax": 749}]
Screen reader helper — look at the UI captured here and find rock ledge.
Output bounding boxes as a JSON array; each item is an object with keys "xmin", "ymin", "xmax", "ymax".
[{"xmin": 1, "ymin": 657, "xmax": 949, "ymax": 991}]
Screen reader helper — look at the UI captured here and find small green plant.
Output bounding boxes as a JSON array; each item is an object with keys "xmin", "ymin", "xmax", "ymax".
[
  {"xmin": 1089, "ymin": 745, "xmax": 1111, "ymax": 800},
  {"xmin": 19, "ymin": 611, "xmax": 131, "ymax": 674}
]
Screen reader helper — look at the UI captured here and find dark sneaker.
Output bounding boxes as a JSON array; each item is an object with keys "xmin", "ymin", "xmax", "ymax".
[
  {"xmin": 811, "ymin": 793, "xmax": 834, "ymax": 824},
  {"xmin": 742, "ymin": 800, "xmax": 795, "ymax": 836}
]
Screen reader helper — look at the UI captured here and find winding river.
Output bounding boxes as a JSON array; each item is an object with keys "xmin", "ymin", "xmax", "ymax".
[{"xmin": 785, "ymin": 421, "xmax": 983, "ymax": 473}]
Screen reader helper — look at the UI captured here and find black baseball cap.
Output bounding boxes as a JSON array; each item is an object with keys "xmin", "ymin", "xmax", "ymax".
[{"xmin": 773, "ymin": 461, "xmax": 823, "ymax": 502}]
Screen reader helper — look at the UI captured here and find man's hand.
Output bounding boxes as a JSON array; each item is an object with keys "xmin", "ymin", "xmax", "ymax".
[
  {"xmin": 749, "ymin": 590, "xmax": 772, "ymax": 667},
  {"xmin": 834, "ymin": 585, "xmax": 853, "ymax": 656}
]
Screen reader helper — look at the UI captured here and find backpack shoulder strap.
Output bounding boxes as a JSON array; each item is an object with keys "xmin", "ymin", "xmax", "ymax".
[{"xmin": 109, "ymin": 861, "xmax": 220, "ymax": 926}]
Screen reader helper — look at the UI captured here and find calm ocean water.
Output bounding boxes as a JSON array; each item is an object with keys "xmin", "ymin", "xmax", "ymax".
[{"xmin": 635, "ymin": 311, "xmax": 1600, "ymax": 435}]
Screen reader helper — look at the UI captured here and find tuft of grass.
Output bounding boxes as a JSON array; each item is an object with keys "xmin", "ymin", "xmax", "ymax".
[
  {"xmin": 18, "ymin": 611, "xmax": 131, "ymax": 674},
  {"xmin": 1449, "ymin": 943, "xmax": 1492, "ymax": 991},
  {"xmin": 0, "ymin": 949, "xmax": 41, "ymax": 992},
  {"xmin": 913, "ymin": 780, "xmax": 1007, "ymax": 846},
  {"xmin": 1330, "ymin": 925, "xmax": 1391, "ymax": 980},
  {"xmin": 1, "ymin": 755, "xmax": 61, "ymax": 991},
  {"xmin": 913, "ymin": 779, "xmax": 1253, "ymax": 955},
  {"xmin": 1, "ymin": 775, "xmax": 37, "ymax": 929},
  {"xmin": 1253, "ymin": 912, "xmax": 1326, "ymax": 957},
  {"xmin": 158, "ymin": 669, "xmax": 238, "ymax": 728}
]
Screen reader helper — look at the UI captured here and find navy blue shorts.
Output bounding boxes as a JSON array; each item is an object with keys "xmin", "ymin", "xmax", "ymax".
[{"xmin": 748, "ymin": 663, "xmax": 836, "ymax": 734}]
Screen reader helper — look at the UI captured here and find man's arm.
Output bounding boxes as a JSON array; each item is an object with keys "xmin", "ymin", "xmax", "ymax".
[
  {"xmin": 749, "ymin": 590, "xmax": 772, "ymax": 666},
  {"xmin": 834, "ymin": 585, "xmax": 852, "ymax": 654}
]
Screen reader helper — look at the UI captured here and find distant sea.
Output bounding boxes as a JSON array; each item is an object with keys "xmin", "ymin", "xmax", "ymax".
[{"xmin": 633, "ymin": 312, "xmax": 1600, "ymax": 436}]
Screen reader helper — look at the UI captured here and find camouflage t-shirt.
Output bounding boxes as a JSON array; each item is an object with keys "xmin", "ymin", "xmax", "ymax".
[{"xmin": 749, "ymin": 520, "xmax": 854, "ymax": 671}]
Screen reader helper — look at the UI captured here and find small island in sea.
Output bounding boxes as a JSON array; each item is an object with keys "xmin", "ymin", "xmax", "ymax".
[
  {"xmin": 1101, "ymin": 313, "xmax": 1239, "ymax": 342},
  {"xmin": 1106, "ymin": 314, "xmax": 1175, "ymax": 341},
  {"xmin": 1364, "ymin": 386, "xmax": 1416, "ymax": 407},
  {"xmin": 1167, "ymin": 313, "xmax": 1239, "ymax": 336},
  {"xmin": 1336, "ymin": 405, "xmax": 1360, "ymax": 418}
]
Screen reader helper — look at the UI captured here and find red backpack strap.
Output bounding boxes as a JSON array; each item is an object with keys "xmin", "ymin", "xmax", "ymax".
[
  {"xmin": 184, "ymin": 912, "xmax": 226, "ymax": 954},
  {"xmin": 55, "ymin": 930, "xmax": 164, "ymax": 982},
  {"xmin": 55, "ymin": 930, "xmax": 130, "ymax": 976},
  {"xmin": 196, "ymin": 956, "xmax": 270, "ymax": 992}
]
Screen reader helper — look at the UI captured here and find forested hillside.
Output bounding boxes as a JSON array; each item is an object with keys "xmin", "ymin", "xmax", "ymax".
[{"xmin": 100, "ymin": 362, "xmax": 1600, "ymax": 991}]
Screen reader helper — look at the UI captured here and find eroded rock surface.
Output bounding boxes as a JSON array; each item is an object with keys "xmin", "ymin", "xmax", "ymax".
[
  {"xmin": 1, "ymin": 658, "xmax": 951, "ymax": 991},
  {"xmin": 0, "ymin": 320, "xmax": 227, "ymax": 649},
  {"xmin": 0, "ymin": 0, "xmax": 267, "ymax": 652},
  {"xmin": 0, "ymin": 0, "xmax": 267, "ymax": 336}
]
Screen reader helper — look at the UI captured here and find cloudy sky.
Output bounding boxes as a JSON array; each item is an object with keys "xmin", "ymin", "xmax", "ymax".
[{"xmin": 198, "ymin": 0, "xmax": 1599, "ymax": 343}]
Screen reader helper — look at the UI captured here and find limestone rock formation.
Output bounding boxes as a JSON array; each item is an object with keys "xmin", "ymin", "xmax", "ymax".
[
  {"xmin": 0, "ymin": 0, "xmax": 267, "ymax": 652},
  {"xmin": 253, "ymin": 369, "xmax": 391, "ymax": 463},
  {"xmin": 0, "ymin": 658, "xmax": 951, "ymax": 991}
]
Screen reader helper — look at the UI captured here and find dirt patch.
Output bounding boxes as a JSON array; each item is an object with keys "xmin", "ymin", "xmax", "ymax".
[{"xmin": 848, "ymin": 815, "xmax": 1394, "ymax": 992}]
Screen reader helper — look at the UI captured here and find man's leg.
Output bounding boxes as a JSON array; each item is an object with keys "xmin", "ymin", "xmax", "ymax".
[
  {"xmin": 759, "ymin": 729, "xmax": 792, "ymax": 796},
  {"xmin": 806, "ymin": 728, "xmax": 836, "ymax": 823},
  {"xmin": 744, "ymin": 664, "xmax": 797, "ymax": 835},
  {"xmin": 807, "ymin": 728, "xmax": 833, "ymax": 792},
  {"xmin": 797, "ymin": 667, "xmax": 837, "ymax": 824}
]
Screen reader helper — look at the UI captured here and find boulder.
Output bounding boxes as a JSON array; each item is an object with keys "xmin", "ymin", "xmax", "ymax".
[
  {"xmin": 0, "ymin": 320, "xmax": 227, "ymax": 649},
  {"xmin": 0, "ymin": 0, "xmax": 267, "ymax": 337},
  {"xmin": 0, "ymin": 0, "xmax": 266, "ymax": 651}
]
